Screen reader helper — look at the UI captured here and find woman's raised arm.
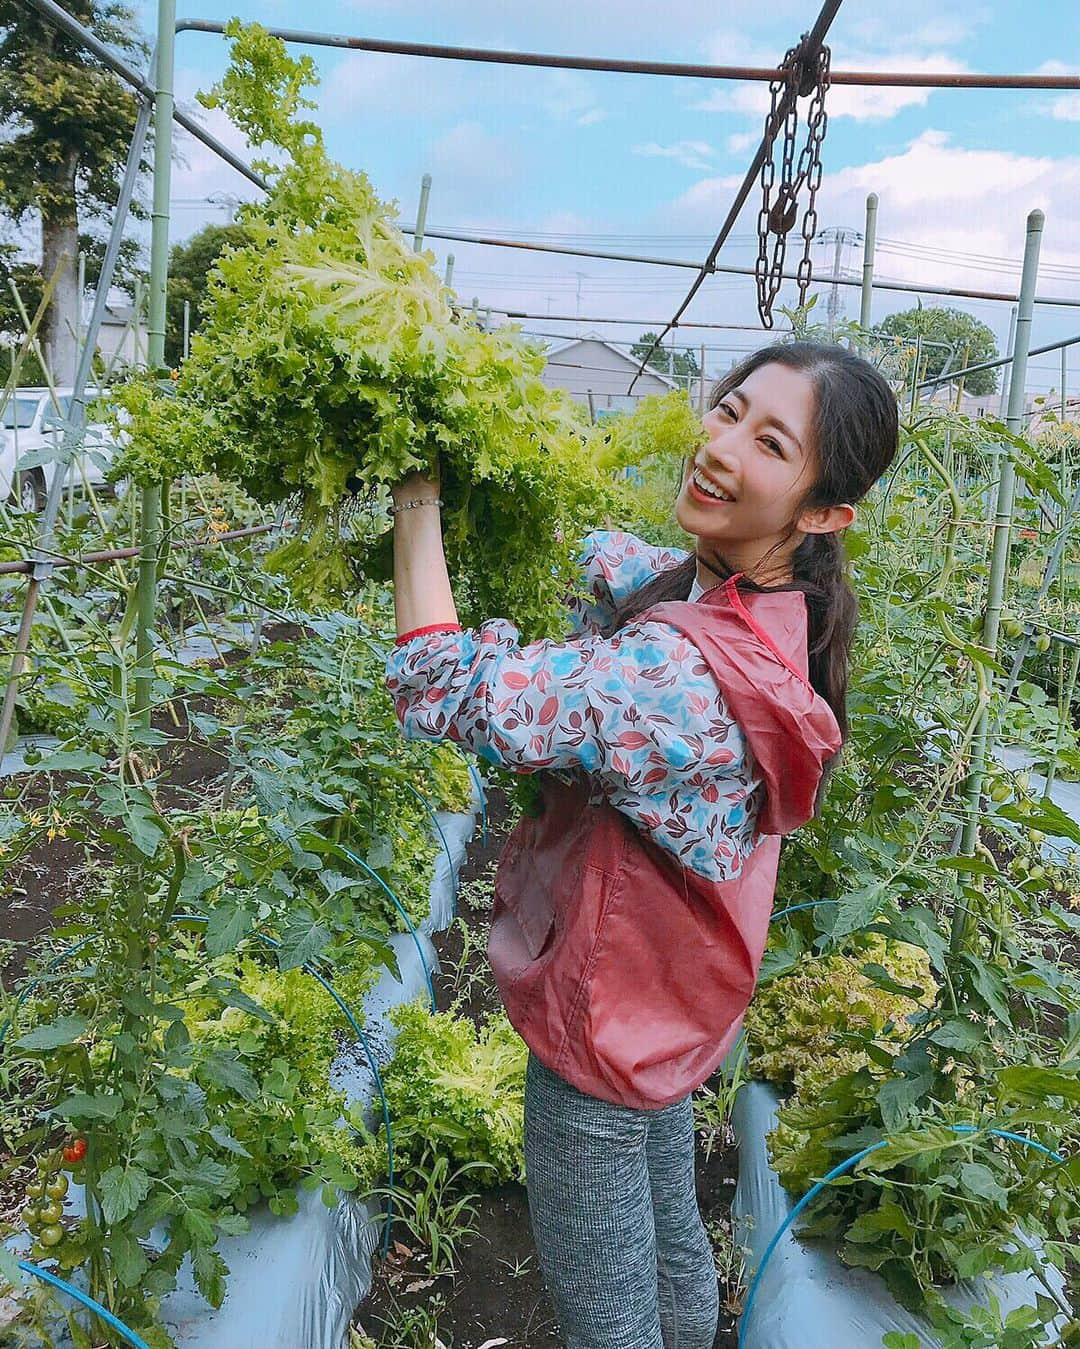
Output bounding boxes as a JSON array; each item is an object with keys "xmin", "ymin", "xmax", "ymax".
[{"xmin": 391, "ymin": 470, "xmax": 460, "ymax": 640}]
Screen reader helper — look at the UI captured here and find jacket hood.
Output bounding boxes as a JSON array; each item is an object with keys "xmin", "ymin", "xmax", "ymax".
[{"xmin": 644, "ymin": 577, "xmax": 841, "ymax": 835}]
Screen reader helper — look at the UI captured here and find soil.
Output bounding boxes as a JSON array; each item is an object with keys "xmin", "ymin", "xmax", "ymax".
[
  {"xmin": 0, "ymin": 622, "xmax": 304, "ymax": 984},
  {"xmin": 354, "ymin": 787, "xmax": 743, "ymax": 1349}
]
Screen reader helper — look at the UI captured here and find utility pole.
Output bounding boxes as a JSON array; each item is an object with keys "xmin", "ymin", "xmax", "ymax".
[
  {"xmin": 820, "ymin": 226, "xmax": 854, "ymax": 333},
  {"xmin": 573, "ymin": 271, "xmax": 587, "ymax": 335}
]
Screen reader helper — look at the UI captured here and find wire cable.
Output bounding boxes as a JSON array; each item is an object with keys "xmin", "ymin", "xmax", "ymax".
[{"xmin": 339, "ymin": 845, "xmax": 437, "ymax": 1013}]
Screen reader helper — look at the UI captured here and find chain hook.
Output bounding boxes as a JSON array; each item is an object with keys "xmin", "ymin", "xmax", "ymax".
[{"xmin": 754, "ymin": 37, "xmax": 832, "ymax": 328}]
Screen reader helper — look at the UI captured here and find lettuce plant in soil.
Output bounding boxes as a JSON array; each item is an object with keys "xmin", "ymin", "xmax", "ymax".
[{"xmin": 110, "ymin": 21, "xmax": 668, "ymax": 642}]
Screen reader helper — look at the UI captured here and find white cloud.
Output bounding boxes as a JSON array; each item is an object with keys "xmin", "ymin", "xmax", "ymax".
[
  {"xmin": 694, "ymin": 52, "xmax": 971, "ymax": 122},
  {"xmin": 316, "ymin": 47, "xmax": 606, "ymax": 129},
  {"xmin": 661, "ymin": 130, "xmax": 1080, "ymax": 305},
  {"xmin": 427, "ymin": 121, "xmax": 522, "ymax": 205},
  {"xmin": 169, "ymin": 97, "xmax": 268, "ymax": 240},
  {"xmin": 843, "ymin": 12, "xmax": 983, "ymax": 50},
  {"xmin": 726, "ymin": 131, "xmax": 758, "ymax": 155},
  {"xmin": 1051, "ymin": 94, "xmax": 1080, "ymax": 121},
  {"xmin": 632, "ymin": 141, "xmax": 716, "ymax": 172},
  {"xmin": 537, "ymin": 69, "xmax": 606, "ymax": 127}
]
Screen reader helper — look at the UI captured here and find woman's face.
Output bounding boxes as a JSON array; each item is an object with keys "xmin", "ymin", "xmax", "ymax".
[{"xmin": 674, "ymin": 361, "xmax": 819, "ymax": 578}]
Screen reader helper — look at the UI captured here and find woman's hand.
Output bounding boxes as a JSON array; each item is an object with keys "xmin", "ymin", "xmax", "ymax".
[{"xmin": 391, "ymin": 463, "xmax": 441, "ymax": 511}]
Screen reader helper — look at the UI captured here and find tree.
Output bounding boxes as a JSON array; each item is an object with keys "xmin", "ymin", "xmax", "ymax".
[
  {"xmin": 873, "ymin": 306, "xmax": 999, "ymax": 397},
  {"xmin": 630, "ymin": 331, "xmax": 701, "ymax": 389},
  {"xmin": 164, "ymin": 222, "xmax": 250, "ymax": 367},
  {"xmin": 0, "ymin": 2, "xmax": 148, "ymax": 384}
]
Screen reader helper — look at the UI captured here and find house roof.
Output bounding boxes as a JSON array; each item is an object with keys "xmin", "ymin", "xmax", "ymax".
[{"xmin": 542, "ymin": 333, "xmax": 679, "ymax": 389}]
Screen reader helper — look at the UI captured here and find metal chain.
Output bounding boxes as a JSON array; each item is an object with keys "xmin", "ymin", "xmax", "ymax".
[{"xmin": 755, "ymin": 38, "xmax": 832, "ymax": 328}]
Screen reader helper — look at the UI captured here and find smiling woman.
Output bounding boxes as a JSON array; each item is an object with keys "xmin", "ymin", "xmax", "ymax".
[{"xmin": 385, "ymin": 340, "xmax": 900, "ymax": 1348}]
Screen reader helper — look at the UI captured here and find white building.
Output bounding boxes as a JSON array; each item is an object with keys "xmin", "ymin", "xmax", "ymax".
[
  {"xmin": 96, "ymin": 301, "xmax": 147, "ymax": 371},
  {"xmin": 540, "ymin": 335, "xmax": 682, "ymax": 416}
]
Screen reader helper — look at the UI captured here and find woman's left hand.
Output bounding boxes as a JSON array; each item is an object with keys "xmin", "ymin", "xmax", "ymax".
[{"xmin": 391, "ymin": 461, "xmax": 441, "ymax": 511}]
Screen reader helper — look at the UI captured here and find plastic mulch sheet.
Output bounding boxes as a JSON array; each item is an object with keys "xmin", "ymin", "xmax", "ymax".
[{"xmin": 732, "ymin": 1080, "xmax": 1071, "ymax": 1348}]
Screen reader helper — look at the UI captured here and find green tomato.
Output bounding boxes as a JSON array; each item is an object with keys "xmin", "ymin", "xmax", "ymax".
[
  {"xmin": 38, "ymin": 1199, "xmax": 63, "ymax": 1225},
  {"xmin": 1034, "ymin": 634, "xmax": 1051, "ymax": 653},
  {"xmin": 989, "ymin": 781, "xmax": 1011, "ymax": 804},
  {"xmin": 45, "ymin": 1174, "xmax": 69, "ymax": 1201},
  {"xmin": 1029, "ymin": 864, "xmax": 1046, "ymax": 882},
  {"xmin": 23, "ymin": 1205, "xmax": 43, "ymax": 1231},
  {"xmin": 25, "ymin": 1179, "xmax": 45, "ymax": 1200},
  {"xmin": 1029, "ymin": 829, "xmax": 1046, "ymax": 845},
  {"xmin": 38, "ymin": 1224, "xmax": 65, "ymax": 1248}
]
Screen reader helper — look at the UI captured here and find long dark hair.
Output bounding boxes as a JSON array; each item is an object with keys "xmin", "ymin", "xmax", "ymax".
[{"xmin": 610, "ymin": 341, "xmax": 899, "ymax": 748}]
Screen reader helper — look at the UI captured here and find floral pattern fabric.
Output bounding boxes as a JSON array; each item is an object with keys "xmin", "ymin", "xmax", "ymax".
[{"xmin": 385, "ymin": 531, "xmax": 763, "ymax": 882}]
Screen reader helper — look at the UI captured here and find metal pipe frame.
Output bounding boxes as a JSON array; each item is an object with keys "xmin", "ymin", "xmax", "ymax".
[
  {"xmin": 0, "ymin": 36, "xmax": 156, "ymax": 751},
  {"xmin": 0, "ymin": 519, "xmax": 290, "ymax": 577},
  {"xmin": 629, "ymin": 0, "xmax": 844, "ymax": 390},
  {"xmin": 174, "ymin": 18, "xmax": 1080, "ymax": 91},
  {"xmin": 918, "ymin": 333, "xmax": 1080, "ymax": 394},
  {"xmin": 952, "ymin": 208, "xmax": 1045, "ymax": 957}
]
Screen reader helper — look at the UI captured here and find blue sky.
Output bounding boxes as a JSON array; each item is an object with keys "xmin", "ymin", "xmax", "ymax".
[{"xmin": 128, "ymin": 0, "xmax": 1080, "ymax": 391}]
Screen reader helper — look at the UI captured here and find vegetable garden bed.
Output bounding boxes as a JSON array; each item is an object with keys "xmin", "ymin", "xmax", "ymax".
[{"xmin": 2, "ymin": 19, "xmax": 1079, "ymax": 1349}]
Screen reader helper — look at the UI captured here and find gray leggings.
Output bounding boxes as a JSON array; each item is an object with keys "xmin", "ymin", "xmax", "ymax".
[{"xmin": 524, "ymin": 1054, "xmax": 719, "ymax": 1349}]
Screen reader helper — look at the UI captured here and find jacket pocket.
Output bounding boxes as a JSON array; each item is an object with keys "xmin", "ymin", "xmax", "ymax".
[{"xmin": 494, "ymin": 831, "xmax": 562, "ymax": 961}]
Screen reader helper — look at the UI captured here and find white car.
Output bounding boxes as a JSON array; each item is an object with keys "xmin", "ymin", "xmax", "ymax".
[{"xmin": 0, "ymin": 387, "xmax": 126, "ymax": 513}]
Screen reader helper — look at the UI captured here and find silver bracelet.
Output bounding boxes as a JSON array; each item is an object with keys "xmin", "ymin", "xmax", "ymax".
[{"xmin": 389, "ymin": 496, "xmax": 444, "ymax": 515}]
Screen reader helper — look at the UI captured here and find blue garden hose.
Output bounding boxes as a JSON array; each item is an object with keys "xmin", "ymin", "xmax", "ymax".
[
  {"xmin": 402, "ymin": 781, "xmax": 458, "ymax": 919},
  {"xmin": 737, "ymin": 1126, "xmax": 1065, "ymax": 1348},
  {"xmin": 17, "ymin": 1260, "xmax": 152, "ymax": 1349},
  {"xmin": 769, "ymin": 899, "xmax": 840, "ymax": 923},
  {"xmin": 339, "ymin": 845, "xmax": 437, "ymax": 1014}
]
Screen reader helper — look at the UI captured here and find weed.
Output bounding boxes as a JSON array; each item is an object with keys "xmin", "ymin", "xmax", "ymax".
[
  {"xmin": 355, "ymin": 1292, "xmax": 451, "ymax": 1348},
  {"xmin": 375, "ymin": 1150, "xmax": 493, "ymax": 1277},
  {"xmin": 707, "ymin": 1212, "xmax": 752, "ymax": 1317}
]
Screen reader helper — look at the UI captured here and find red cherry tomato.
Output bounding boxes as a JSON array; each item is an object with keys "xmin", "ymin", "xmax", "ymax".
[{"xmin": 62, "ymin": 1139, "xmax": 87, "ymax": 1164}]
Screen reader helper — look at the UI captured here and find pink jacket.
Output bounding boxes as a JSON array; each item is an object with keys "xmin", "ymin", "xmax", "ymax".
[{"xmin": 487, "ymin": 576, "xmax": 841, "ymax": 1108}]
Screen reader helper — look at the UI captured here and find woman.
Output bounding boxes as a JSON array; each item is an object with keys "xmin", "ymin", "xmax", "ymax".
[{"xmin": 384, "ymin": 341, "xmax": 900, "ymax": 1349}]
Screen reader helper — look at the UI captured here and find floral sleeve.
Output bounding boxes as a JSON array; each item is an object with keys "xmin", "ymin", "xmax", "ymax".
[
  {"xmin": 385, "ymin": 615, "xmax": 761, "ymax": 879},
  {"xmin": 566, "ymin": 530, "xmax": 689, "ymax": 635}
]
